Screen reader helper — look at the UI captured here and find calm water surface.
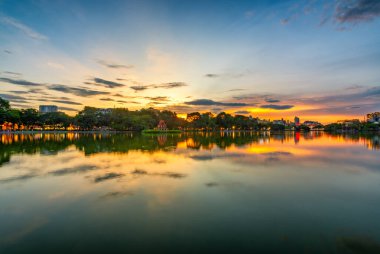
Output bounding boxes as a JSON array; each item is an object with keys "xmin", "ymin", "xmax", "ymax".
[{"xmin": 0, "ymin": 132, "xmax": 379, "ymax": 253}]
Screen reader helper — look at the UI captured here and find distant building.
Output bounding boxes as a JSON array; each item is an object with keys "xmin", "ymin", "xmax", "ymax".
[
  {"xmin": 338, "ymin": 119, "xmax": 360, "ymax": 127},
  {"xmin": 294, "ymin": 116, "xmax": 300, "ymax": 127},
  {"xmin": 96, "ymin": 108, "xmax": 112, "ymax": 115},
  {"xmin": 39, "ymin": 105, "xmax": 58, "ymax": 113},
  {"xmin": 272, "ymin": 119, "xmax": 286, "ymax": 125},
  {"xmin": 367, "ymin": 112, "xmax": 380, "ymax": 123}
]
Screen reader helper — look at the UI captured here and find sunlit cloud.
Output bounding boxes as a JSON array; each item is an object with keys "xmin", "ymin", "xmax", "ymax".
[
  {"xmin": 260, "ymin": 104, "xmax": 294, "ymax": 110},
  {"xmin": 130, "ymin": 82, "xmax": 187, "ymax": 92},
  {"xmin": 185, "ymin": 99, "xmax": 248, "ymax": 107}
]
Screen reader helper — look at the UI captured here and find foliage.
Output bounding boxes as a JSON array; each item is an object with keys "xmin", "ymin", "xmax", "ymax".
[{"xmin": 1, "ymin": 96, "xmax": 379, "ymax": 132}]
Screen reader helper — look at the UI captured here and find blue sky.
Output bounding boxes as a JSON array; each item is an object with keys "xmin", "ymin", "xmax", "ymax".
[{"xmin": 1, "ymin": 0, "xmax": 380, "ymax": 122}]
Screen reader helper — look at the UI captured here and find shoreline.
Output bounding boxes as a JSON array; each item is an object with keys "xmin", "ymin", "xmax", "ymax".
[{"xmin": 1, "ymin": 129, "xmax": 379, "ymax": 135}]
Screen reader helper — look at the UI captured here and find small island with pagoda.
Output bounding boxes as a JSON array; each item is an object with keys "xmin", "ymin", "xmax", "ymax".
[{"xmin": 142, "ymin": 120, "xmax": 182, "ymax": 134}]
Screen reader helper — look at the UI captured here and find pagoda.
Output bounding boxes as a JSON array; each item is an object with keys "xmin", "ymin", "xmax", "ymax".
[{"xmin": 157, "ymin": 120, "xmax": 167, "ymax": 130}]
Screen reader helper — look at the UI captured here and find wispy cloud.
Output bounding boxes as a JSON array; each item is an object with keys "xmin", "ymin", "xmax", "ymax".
[
  {"xmin": 130, "ymin": 85, "xmax": 149, "ymax": 91},
  {"xmin": 96, "ymin": 59, "xmax": 134, "ymax": 69},
  {"xmin": 204, "ymin": 72, "xmax": 247, "ymax": 79},
  {"xmin": 99, "ymin": 97, "xmax": 114, "ymax": 101},
  {"xmin": 185, "ymin": 99, "xmax": 248, "ymax": 107},
  {"xmin": 58, "ymin": 106, "xmax": 78, "ymax": 112},
  {"xmin": 146, "ymin": 96, "xmax": 170, "ymax": 102},
  {"xmin": 155, "ymin": 82, "xmax": 187, "ymax": 89},
  {"xmin": 235, "ymin": 110, "xmax": 251, "ymax": 114},
  {"xmin": 3, "ymin": 71, "xmax": 21, "ymax": 77},
  {"xmin": 226, "ymin": 88, "xmax": 246, "ymax": 92},
  {"xmin": 205, "ymin": 74, "xmax": 219, "ymax": 78},
  {"xmin": 50, "ymin": 100, "xmax": 82, "ymax": 105},
  {"xmin": 0, "ymin": 93, "xmax": 28, "ymax": 103},
  {"xmin": 130, "ymin": 82, "xmax": 187, "ymax": 92},
  {"xmin": 265, "ymin": 98, "xmax": 280, "ymax": 103},
  {"xmin": 0, "ymin": 77, "xmax": 43, "ymax": 86},
  {"xmin": 1, "ymin": 16, "xmax": 48, "ymax": 40},
  {"xmin": 335, "ymin": 0, "xmax": 380, "ymax": 23},
  {"xmin": 93, "ymin": 78, "xmax": 125, "ymax": 88},
  {"xmin": 49, "ymin": 84, "xmax": 110, "ymax": 96},
  {"xmin": 260, "ymin": 104, "xmax": 294, "ymax": 110}
]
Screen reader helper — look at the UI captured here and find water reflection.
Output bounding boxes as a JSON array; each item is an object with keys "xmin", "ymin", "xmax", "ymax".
[
  {"xmin": 0, "ymin": 132, "xmax": 380, "ymax": 253},
  {"xmin": 1, "ymin": 132, "xmax": 379, "ymax": 165}
]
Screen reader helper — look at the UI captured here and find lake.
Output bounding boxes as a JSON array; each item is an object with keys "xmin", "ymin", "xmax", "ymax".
[{"xmin": 0, "ymin": 132, "xmax": 379, "ymax": 253}]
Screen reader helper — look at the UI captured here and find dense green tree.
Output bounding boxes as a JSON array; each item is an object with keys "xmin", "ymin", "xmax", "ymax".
[
  {"xmin": 216, "ymin": 112, "xmax": 234, "ymax": 129},
  {"xmin": 20, "ymin": 109, "xmax": 39, "ymax": 127}
]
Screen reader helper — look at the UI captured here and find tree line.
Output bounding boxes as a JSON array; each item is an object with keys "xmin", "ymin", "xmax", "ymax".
[
  {"xmin": 1, "ymin": 97, "xmax": 285, "ymax": 131},
  {"xmin": 2, "ymin": 97, "xmax": 379, "ymax": 132}
]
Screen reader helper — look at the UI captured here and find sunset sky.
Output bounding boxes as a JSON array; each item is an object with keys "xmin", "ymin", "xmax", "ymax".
[{"xmin": 0, "ymin": 0, "xmax": 379, "ymax": 123}]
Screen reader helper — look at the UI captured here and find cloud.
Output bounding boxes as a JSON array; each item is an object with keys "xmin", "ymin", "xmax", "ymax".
[
  {"xmin": 116, "ymin": 100, "xmax": 139, "ymax": 104},
  {"xmin": 0, "ymin": 93, "xmax": 28, "ymax": 103},
  {"xmin": 49, "ymin": 84, "xmax": 110, "ymax": 96},
  {"xmin": 211, "ymin": 107, "xmax": 223, "ymax": 112},
  {"xmin": 165, "ymin": 104, "xmax": 194, "ymax": 112},
  {"xmin": 0, "ymin": 94, "xmax": 26, "ymax": 100},
  {"xmin": 185, "ymin": 99, "xmax": 248, "ymax": 107},
  {"xmin": 281, "ymin": 18, "xmax": 291, "ymax": 25},
  {"xmin": 50, "ymin": 100, "xmax": 82, "ymax": 105},
  {"xmin": 96, "ymin": 59, "xmax": 134, "ymax": 69},
  {"xmin": 335, "ymin": 0, "xmax": 380, "ymax": 23},
  {"xmin": 204, "ymin": 72, "xmax": 247, "ymax": 79},
  {"xmin": 265, "ymin": 98, "xmax": 280, "ymax": 103},
  {"xmin": 94, "ymin": 172, "xmax": 125, "ymax": 183},
  {"xmin": 58, "ymin": 106, "xmax": 78, "ymax": 112},
  {"xmin": 3, "ymin": 71, "xmax": 21, "ymax": 77},
  {"xmin": 205, "ymin": 74, "xmax": 219, "ymax": 78},
  {"xmin": 4, "ymin": 50, "xmax": 12, "ymax": 54},
  {"xmin": 132, "ymin": 169, "xmax": 148, "ymax": 175},
  {"xmin": 154, "ymin": 82, "xmax": 187, "ymax": 89},
  {"xmin": 260, "ymin": 104, "xmax": 294, "ymax": 110},
  {"xmin": 226, "ymin": 89, "xmax": 246, "ymax": 92},
  {"xmin": 1, "ymin": 16, "xmax": 48, "ymax": 40},
  {"xmin": 295, "ymin": 86, "xmax": 380, "ymax": 105},
  {"xmin": 9, "ymin": 90, "xmax": 29, "ymax": 94},
  {"xmin": 130, "ymin": 85, "xmax": 149, "ymax": 91},
  {"xmin": 130, "ymin": 82, "xmax": 187, "ymax": 92},
  {"xmin": 146, "ymin": 96, "xmax": 170, "ymax": 102},
  {"xmin": 0, "ymin": 77, "xmax": 43, "ymax": 86},
  {"xmin": 235, "ymin": 110, "xmax": 251, "ymax": 114},
  {"xmin": 28, "ymin": 88, "xmax": 48, "ymax": 94},
  {"xmin": 93, "ymin": 78, "xmax": 125, "ymax": 88},
  {"xmin": 100, "ymin": 98, "xmax": 114, "ymax": 101}
]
